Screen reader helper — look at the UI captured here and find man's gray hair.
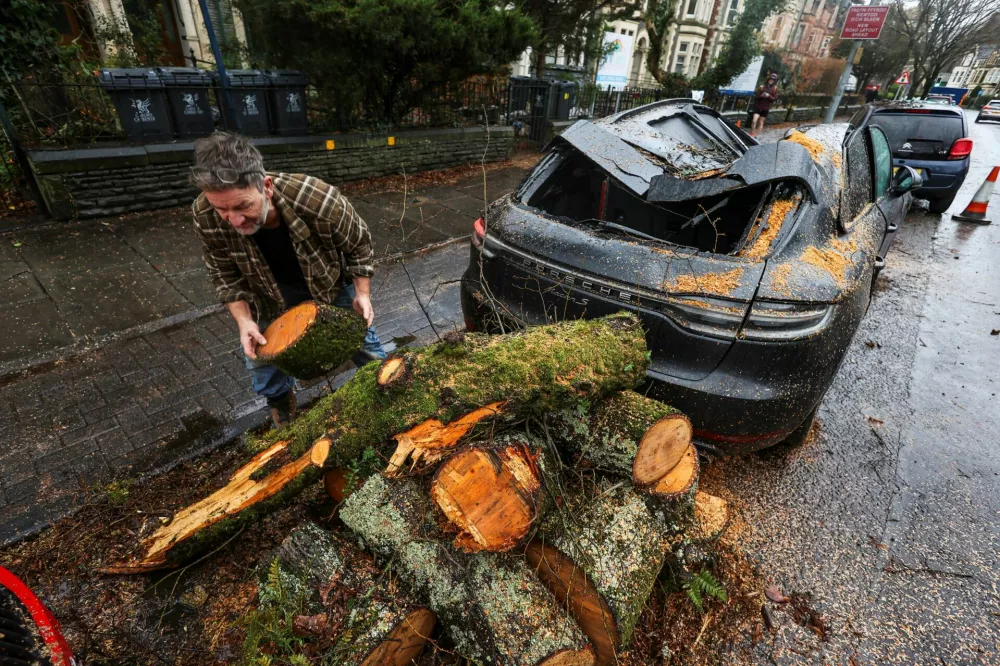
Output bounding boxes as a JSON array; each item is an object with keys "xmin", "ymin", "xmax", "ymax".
[{"xmin": 191, "ymin": 131, "xmax": 266, "ymax": 191}]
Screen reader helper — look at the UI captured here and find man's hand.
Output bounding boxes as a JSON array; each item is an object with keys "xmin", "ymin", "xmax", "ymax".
[
  {"xmin": 352, "ymin": 276, "xmax": 375, "ymax": 327},
  {"xmin": 240, "ymin": 320, "xmax": 268, "ymax": 359}
]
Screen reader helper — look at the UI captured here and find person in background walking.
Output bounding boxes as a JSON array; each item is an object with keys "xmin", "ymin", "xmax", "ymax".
[{"xmin": 751, "ymin": 72, "xmax": 780, "ymax": 138}]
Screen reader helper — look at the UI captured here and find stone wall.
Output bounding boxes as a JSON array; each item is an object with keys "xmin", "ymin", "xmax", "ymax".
[{"xmin": 27, "ymin": 126, "xmax": 514, "ymax": 220}]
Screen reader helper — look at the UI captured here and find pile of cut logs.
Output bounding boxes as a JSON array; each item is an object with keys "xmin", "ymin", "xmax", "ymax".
[{"xmin": 105, "ymin": 309, "xmax": 729, "ymax": 665}]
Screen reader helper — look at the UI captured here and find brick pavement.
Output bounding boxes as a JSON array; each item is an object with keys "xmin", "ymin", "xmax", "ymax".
[{"xmin": 0, "ymin": 241, "xmax": 469, "ymax": 545}]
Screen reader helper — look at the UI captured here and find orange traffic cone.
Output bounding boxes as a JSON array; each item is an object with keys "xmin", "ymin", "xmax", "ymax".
[{"xmin": 952, "ymin": 166, "xmax": 998, "ymax": 224}]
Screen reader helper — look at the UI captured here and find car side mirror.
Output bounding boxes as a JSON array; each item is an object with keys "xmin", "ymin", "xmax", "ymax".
[{"xmin": 891, "ymin": 165, "xmax": 922, "ymax": 196}]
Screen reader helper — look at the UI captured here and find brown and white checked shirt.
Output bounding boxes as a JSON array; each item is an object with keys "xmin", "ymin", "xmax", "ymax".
[{"xmin": 193, "ymin": 172, "xmax": 374, "ymax": 321}]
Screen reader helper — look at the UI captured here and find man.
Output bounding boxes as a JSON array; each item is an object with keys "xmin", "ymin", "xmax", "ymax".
[
  {"xmin": 191, "ymin": 132, "xmax": 385, "ymax": 428},
  {"xmin": 751, "ymin": 72, "xmax": 780, "ymax": 138}
]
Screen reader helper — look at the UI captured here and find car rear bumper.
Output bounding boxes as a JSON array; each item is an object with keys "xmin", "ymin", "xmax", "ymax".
[
  {"xmin": 895, "ymin": 158, "xmax": 969, "ymax": 199},
  {"xmin": 461, "ymin": 257, "xmax": 866, "ymax": 455}
]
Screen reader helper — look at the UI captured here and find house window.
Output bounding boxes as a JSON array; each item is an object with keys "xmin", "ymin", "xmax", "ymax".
[
  {"xmin": 675, "ymin": 54, "xmax": 687, "ymax": 73},
  {"xmin": 621, "ymin": 28, "xmax": 627, "ymax": 34},
  {"xmin": 804, "ymin": 32, "xmax": 816, "ymax": 52},
  {"xmin": 770, "ymin": 16, "xmax": 783, "ymax": 42},
  {"xmin": 820, "ymin": 36, "xmax": 832, "ymax": 54},
  {"xmin": 793, "ymin": 24, "xmax": 805, "ymax": 47},
  {"xmin": 809, "ymin": 0, "xmax": 822, "ymax": 13},
  {"xmin": 628, "ymin": 30, "xmax": 634, "ymax": 36},
  {"xmin": 679, "ymin": 42, "xmax": 689, "ymax": 52},
  {"xmin": 727, "ymin": 0, "xmax": 739, "ymax": 26},
  {"xmin": 686, "ymin": 0, "xmax": 698, "ymax": 16}
]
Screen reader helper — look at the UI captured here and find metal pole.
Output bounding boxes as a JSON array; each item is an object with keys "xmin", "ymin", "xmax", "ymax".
[
  {"xmin": 197, "ymin": 0, "xmax": 239, "ymax": 130},
  {"xmin": 824, "ymin": 40, "xmax": 859, "ymax": 123}
]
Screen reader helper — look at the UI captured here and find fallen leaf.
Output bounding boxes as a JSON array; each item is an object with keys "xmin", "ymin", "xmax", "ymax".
[
  {"xmin": 765, "ymin": 585, "xmax": 789, "ymax": 604},
  {"xmin": 12, "ymin": 241, "xmax": 22, "ymax": 247},
  {"xmin": 991, "ymin": 329, "xmax": 999, "ymax": 336},
  {"xmin": 293, "ymin": 613, "xmax": 331, "ymax": 638},
  {"xmin": 867, "ymin": 416, "xmax": 884, "ymax": 425}
]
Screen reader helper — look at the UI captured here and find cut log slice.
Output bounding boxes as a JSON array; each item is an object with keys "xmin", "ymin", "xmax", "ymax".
[
  {"xmin": 528, "ymin": 482, "xmax": 668, "ymax": 665},
  {"xmin": 342, "ymin": 475, "xmax": 595, "ymax": 666},
  {"xmin": 376, "ymin": 355, "xmax": 410, "ymax": 390},
  {"xmin": 430, "ymin": 436, "xmax": 545, "ymax": 552},
  {"xmin": 647, "ymin": 441, "xmax": 699, "ymax": 502},
  {"xmin": 324, "ymin": 467, "xmax": 352, "ymax": 503},
  {"xmin": 258, "ymin": 522, "xmax": 436, "ymax": 665},
  {"xmin": 631, "ymin": 416, "xmax": 693, "ymax": 489},
  {"xmin": 257, "ymin": 301, "xmax": 368, "ymax": 379}
]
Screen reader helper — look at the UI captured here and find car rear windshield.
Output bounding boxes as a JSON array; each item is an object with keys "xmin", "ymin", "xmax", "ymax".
[{"xmin": 871, "ymin": 111, "xmax": 964, "ymax": 159}]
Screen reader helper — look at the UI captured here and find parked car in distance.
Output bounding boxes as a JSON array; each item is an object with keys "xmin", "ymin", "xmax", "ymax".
[
  {"xmin": 462, "ymin": 100, "xmax": 920, "ymax": 452},
  {"xmin": 976, "ymin": 99, "xmax": 1000, "ymax": 123},
  {"xmin": 923, "ymin": 94, "xmax": 954, "ymax": 105},
  {"xmin": 854, "ymin": 101, "xmax": 972, "ymax": 213}
]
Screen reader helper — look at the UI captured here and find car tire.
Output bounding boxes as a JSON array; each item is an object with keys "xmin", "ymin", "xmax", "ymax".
[
  {"xmin": 928, "ymin": 195, "xmax": 956, "ymax": 214},
  {"xmin": 781, "ymin": 407, "xmax": 818, "ymax": 448}
]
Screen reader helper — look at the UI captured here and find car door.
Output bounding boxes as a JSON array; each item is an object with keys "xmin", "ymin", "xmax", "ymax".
[{"xmin": 869, "ymin": 126, "xmax": 902, "ymax": 259}]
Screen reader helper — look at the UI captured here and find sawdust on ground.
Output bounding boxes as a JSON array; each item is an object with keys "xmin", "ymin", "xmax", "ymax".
[
  {"xmin": 664, "ymin": 267, "xmax": 744, "ymax": 296},
  {"xmin": 785, "ymin": 131, "xmax": 825, "ymax": 164},
  {"xmin": 800, "ymin": 237, "xmax": 859, "ymax": 285},
  {"xmin": 742, "ymin": 198, "xmax": 797, "ymax": 261}
]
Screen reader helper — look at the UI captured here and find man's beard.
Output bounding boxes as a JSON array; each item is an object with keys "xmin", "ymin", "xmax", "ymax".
[{"xmin": 235, "ymin": 193, "xmax": 270, "ymax": 235}]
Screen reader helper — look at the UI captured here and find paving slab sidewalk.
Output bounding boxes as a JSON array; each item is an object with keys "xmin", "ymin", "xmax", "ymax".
[{"xmin": 0, "ymin": 158, "xmax": 535, "ymax": 545}]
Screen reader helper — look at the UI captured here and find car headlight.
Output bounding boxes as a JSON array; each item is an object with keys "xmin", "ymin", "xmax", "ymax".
[{"xmin": 740, "ymin": 300, "xmax": 834, "ymax": 341}]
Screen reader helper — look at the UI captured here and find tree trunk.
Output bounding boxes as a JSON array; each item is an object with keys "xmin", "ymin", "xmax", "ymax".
[
  {"xmin": 430, "ymin": 432, "xmax": 552, "ymax": 552},
  {"xmin": 525, "ymin": 482, "xmax": 669, "ymax": 665},
  {"xmin": 256, "ymin": 301, "xmax": 368, "ymax": 379},
  {"xmin": 547, "ymin": 391, "xmax": 697, "ymax": 505},
  {"xmin": 533, "ymin": 40, "xmax": 548, "ymax": 79},
  {"xmin": 106, "ymin": 314, "xmax": 647, "ymax": 574},
  {"xmin": 256, "ymin": 521, "xmax": 435, "ymax": 666},
  {"xmin": 341, "ymin": 475, "xmax": 596, "ymax": 666}
]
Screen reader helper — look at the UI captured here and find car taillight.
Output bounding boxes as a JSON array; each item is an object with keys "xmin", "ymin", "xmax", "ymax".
[
  {"xmin": 472, "ymin": 217, "xmax": 486, "ymax": 248},
  {"xmin": 663, "ymin": 296, "xmax": 748, "ymax": 339},
  {"xmin": 740, "ymin": 301, "xmax": 834, "ymax": 341},
  {"xmin": 948, "ymin": 138, "xmax": 973, "ymax": 160}
]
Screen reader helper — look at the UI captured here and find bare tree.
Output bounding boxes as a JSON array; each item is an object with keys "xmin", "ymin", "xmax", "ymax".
[{"xmin": 891, "ymin": 0, "xmax": 997, "ymax": 96}]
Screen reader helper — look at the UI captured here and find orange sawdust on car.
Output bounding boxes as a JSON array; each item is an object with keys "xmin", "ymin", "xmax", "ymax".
[
  {"xmin": 801, "ymin": 237, "xmax": 859, "ymax": 284},
  {"xmin": 786, "ymin": 130, "xmax": 825, "ymax": 163},
  {"xmin": 742, "ymin": 197, "xmax": 797, "ymax": 261},
  {"xmin": 664, "ymin": 267, "xmax": 744, "ymax": 296},
  {"xmin": 832, "ymin": 152, "xmax": 843, "ymax": 169},
  {"xmin": 769, "ymin": 263, "xmax": 793, "ymax": 297}
]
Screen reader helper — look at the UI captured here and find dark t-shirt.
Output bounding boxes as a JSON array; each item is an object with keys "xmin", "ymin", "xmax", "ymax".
[{"xmin": 252, "ymin": 222, "xmax": 312, "ymax": 307}]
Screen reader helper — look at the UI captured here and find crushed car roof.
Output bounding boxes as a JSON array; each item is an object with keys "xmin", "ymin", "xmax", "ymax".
[{"xmin": 551, "ymin": 100, "xmax": 823, "ymax": 200}]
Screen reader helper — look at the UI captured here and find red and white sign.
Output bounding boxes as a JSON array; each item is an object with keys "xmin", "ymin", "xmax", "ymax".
[
  {"xmin": 840, "ymin": 5, "xmax": 890, "ymax": 40},
  {"xmin": 895, "ymin": 71, "xmax": 910, "ymax": 85}
]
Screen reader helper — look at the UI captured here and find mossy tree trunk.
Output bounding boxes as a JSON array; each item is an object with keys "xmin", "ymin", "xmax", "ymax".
[
  {"xmin": 256, "ymin": 301, "xmax": 368, "ymax": 379},
  {"xmin": 341, "ymin": 475, "xmax": 596, "ymax": 666},
  {"xmin": 526, "ymin": 481, "xmax": 669, "ymax": 665},
  {"xmin": 108, "ymin": 314, "xmax": 647, "ymax": 574},
  {"xmin": 247, "ymin": 522, "xmax": 435, "ymax": 666},
  {"xmin": 547, "ymin": 391, "xmax": 698, "ymax": 507}
]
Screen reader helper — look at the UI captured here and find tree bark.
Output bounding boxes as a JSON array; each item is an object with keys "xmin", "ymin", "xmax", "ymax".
[
  {"xmin": 526, "ymin": 481, "xmax": 669, "ymax": 665},
  {"xmin": 106, "ymin": 314, "xmax": 647, "ymax": 574},
  {"xmin": 547, "ymin": 391, "xmax": 697, "ymax": 505},
  {"xmin": 341, "ymin": 475, "xmax": 596, "ymax": 666},
  {"xmin": 256, "ymin": 301, "xmax": 368, "ymax": 379},
  {"xmin": 253, "ymin": 522, "xmax": 436, "ymax": 666}
]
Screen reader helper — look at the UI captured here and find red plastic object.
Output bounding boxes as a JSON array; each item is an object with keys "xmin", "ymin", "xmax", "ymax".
[{"xmin": 0, "ymin": 566, "xmax": 75, "ymax": 666}]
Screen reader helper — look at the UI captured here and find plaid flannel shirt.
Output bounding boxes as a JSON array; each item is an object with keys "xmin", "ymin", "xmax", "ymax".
[{"xmin": 193, "ymin": 172, "xmax": 374, "ymax": 321}]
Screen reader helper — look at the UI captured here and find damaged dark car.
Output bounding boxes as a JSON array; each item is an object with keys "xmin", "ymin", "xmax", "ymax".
[{"xmin": 461, "ymin": 99, "xmax": 921, "ymax": 452}]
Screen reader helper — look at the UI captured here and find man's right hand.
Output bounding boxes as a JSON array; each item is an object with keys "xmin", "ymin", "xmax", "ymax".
[{"xmin": 240, "ymin": 321, "xmax": 268, "ymax": 359}]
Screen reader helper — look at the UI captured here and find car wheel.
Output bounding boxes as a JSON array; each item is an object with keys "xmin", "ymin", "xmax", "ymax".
[
  {"xmin": 781, "ymin": 407, "xmax": 818, "ymax": 448},
  {"xmin": 928, "ymin": 195, "xmax": 956, "ymax": 214}
]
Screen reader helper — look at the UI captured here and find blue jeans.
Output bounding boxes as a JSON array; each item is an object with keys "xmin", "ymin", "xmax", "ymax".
[{"xmin": 244, "ymin": 284, "xmax": 385, "ymax": 400}]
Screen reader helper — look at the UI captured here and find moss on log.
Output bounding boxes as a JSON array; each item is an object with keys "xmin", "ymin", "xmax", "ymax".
[
  {"xmin": 111, "ymin": 314, "xmax": 646, "ymax": 574},
  {"xmin": 248, "ymin": 522, "xmax": 435, "ymax": 665},
  {"xmin": 341, "ymin": 475, "xmax": 596, "ymax": 666},
  {"xmin": 527, "ymin": 481, "xmax": 669, "ymax": 665},
  {"xmin": 256, "ymin": 301, "xmax": 368, "ymax": 379}
]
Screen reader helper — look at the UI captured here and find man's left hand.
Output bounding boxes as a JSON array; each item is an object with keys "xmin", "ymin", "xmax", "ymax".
[{"xmin": 354, "ymin": 292, "xmax": 375, "ymax": 327}]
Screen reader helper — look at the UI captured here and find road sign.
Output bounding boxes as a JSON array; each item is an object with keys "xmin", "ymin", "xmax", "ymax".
[
  {"xmin": 840, "ymin": 5, "xmax": 890, "ymax": 40},
  {"xmin": 895, "ymin": 71, "xmax": 910, "ymax": 85}
]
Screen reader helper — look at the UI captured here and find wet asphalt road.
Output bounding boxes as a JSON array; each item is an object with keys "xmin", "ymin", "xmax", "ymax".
[{"xmin": 707, "ymin": 110, "xmax": 1000, "ymax": 664}]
